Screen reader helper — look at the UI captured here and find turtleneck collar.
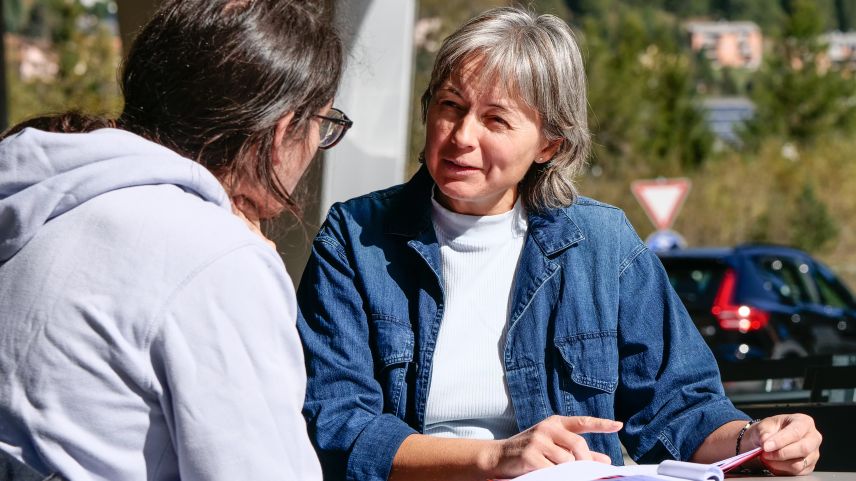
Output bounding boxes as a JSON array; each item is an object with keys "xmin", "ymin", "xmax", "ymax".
[{"xmin": 430, "ymin": 189, "xmax": 527, "ymax": 247}]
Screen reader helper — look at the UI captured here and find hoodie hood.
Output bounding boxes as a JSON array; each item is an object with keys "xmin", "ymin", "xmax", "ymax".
[{"xmin": 0, "ymin": 128, "xmax": 230, "ymax": 262}]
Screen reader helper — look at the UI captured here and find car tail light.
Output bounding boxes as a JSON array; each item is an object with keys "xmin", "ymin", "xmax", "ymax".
[{"xmin": 711, "ymin": 268, "xmax": 769, "ymax": 332}]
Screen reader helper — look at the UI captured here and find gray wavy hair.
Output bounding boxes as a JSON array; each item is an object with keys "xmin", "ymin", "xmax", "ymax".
[{"xmin": 421, "ymin": 7, "xmax": 590, "ymax": 211}]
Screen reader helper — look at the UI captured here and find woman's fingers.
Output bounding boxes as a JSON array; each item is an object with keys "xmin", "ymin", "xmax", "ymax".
[
  {"xmin": 759, "ymin": 419, "xmax": 807, "ymax": 451},
  {"xmin": 763, "ymin": 451, "xmax": 818, "ymax": 475},
  {"xmin": 752, "ymin": 413, "xmax": 822, "ymax": 476},
  {"xmin": 591, "ymin": 451, "xmax": 613, "ymax": 464},
  {"xmin": 756, "ymin": 414, "xmax": 815, "ymax": 452},
  {"xmin": 762, "ymin": 432, "xmax": 822, "ymax": 462},
  {"xmin": 550, "ymin": 424, "xmax": 595, "ymax": 462},
  {"xmin": 559, "ymin": 415, "xmax": 623, "ymax": 434},
  {"xmin": 496, "ymin": 415, "xmax": 618, "ymax": 478},
  {"xmin": 538, "ymin": 416, "xmax": 616, "ymax": 464},
  {"xmin": 542, "ymin": 443, "xmax": 576, "ymax": 465}
]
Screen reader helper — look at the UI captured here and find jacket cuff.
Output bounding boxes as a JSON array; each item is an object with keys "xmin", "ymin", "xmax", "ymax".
[
  {"xmin": 659, "ymin": 399, "xmax": 751, "ymax": 461},
  {"xmin": 346, "ymin": 413, "xmax": 417, "ymax": 481}
]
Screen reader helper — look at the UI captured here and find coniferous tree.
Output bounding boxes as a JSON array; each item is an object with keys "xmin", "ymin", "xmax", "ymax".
[
  {"xmin": 790, "ymin": 182, "xmax": 840, "ymax": 252},
  {"xmin": 744, "ymin": 0, "xmax": 856, "ymax": 144},
  {"xmin": 583, "ymin": 6, "xmax": 711, "ymax": 174},
  {"xmin": 7, "ymin": 0, "xmax": 121, "ymax": 124},
  {"xmin": 833, "ymin": 0, "xmax": 856, "ymax": 31},
  {"xmin": 3, "ymin": 0, "xmax": 25, "ymax": 33}
]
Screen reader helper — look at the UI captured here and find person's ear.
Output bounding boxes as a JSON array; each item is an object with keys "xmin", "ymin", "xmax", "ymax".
[
  {"xmin": 271, "ymin": 112, "xmax": 297, "ymax": 166},
  {"xmin": 535, "ymin": 138, "xmax": 563, "ymax": 164}
]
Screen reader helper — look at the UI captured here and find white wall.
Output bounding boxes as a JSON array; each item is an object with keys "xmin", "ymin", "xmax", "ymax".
[{"xmin": 321, "ymin": 0, "xmax": 416, "ymax": 217}]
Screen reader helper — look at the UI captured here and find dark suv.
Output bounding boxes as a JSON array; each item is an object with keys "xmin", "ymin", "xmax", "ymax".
[{"xmin": 658, "ymin": 244, "xmax": 856, "ymax": 361}]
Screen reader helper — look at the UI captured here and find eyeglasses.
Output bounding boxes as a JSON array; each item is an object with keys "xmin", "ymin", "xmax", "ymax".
[{"xmin": 315, "ymin": 107, "xmax": 353, "ymax": 150}]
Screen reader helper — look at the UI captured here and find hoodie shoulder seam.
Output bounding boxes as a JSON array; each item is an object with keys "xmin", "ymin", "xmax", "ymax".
[{"xmin": 141, "ymin": 242, "xmax": 281, "ymax": 385}]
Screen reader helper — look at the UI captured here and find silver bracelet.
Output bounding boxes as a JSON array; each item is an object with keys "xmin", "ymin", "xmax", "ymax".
[{"xmin": 736, "ymin": 418, "xmax": 761, "ymax": 456}]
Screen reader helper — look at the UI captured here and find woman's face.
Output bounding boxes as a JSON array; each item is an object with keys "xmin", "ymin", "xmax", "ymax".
[
  {"xmin": 275, "ymin": 102, "xmax": 332, "ymax": 196},
  {"xmin": 230, "ymin": 102, "xmax": 331, "ymax": 221},
  {"xmin": 423, "ymin": 59, "xmax": 559, "ymax": 215}
]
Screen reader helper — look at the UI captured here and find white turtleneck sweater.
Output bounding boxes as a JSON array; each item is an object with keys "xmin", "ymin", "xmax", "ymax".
[{"xmin": 423, "ymin": 195, "xmax": 527, "ymax": 440}]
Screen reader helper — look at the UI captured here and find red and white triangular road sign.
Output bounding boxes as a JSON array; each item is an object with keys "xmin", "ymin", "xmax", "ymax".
[{"xmin": 631, "ymin": 178, "xmax": 691, "ymax": 230}]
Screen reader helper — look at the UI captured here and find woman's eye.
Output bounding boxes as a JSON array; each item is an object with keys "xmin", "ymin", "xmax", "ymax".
[
  {"xmin": 489, "ymin": 116, "xmax": 509, "ymax": 127},
  {"xmin": 440, "ymin": 100, "xmax": 461, "ymax": 109}
]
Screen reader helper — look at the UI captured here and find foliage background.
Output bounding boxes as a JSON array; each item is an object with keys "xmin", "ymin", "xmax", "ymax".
[
  {"xmin": 3, "ymin": 0, "xmax": 121, "ymax": 124},
  {"xmin": 5, "ymin": 0, "xmax": 856, "ymax": 286}
]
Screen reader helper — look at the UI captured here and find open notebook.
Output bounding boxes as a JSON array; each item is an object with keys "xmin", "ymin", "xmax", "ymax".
[{"xmin": 508, "ymin": 447, "xmax": 763, "ymax": 481}]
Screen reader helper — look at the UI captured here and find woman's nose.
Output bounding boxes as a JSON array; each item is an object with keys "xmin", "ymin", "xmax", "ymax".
[{"xmin": 451, "ymin": 113, "xmax": 478, "ymax": 149}]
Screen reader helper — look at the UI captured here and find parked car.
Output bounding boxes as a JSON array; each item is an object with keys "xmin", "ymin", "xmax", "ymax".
[{"xmin": 658, "ymin": 244, "xmax": 856, "ymax": 361}]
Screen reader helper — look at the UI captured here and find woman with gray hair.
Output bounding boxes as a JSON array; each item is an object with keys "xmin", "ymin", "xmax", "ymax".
[{"xmin": 297, "ymin": 7, "xmax": 821, "ymax": 481}]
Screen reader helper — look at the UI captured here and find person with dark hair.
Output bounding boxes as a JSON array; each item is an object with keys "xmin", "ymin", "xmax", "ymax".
[{"xmin": 0, "ymin": 1, "xmax": 348, "ymax": 480}]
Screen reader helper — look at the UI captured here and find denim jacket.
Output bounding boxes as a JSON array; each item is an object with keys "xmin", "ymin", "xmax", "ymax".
[{"xmin": 297, "ymin": 168, "xmax": 748, "ymax": 481}]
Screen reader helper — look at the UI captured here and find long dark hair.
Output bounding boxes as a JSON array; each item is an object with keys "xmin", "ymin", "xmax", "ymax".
[{"xmin": 2, "ymin": 0, "xmax": 343, "ymax": 215}]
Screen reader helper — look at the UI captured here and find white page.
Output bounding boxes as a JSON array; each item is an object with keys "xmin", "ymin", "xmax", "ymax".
[
  {"xmin": 658, "ymin": 460, "xmax": 723, "ymax": 481},
  {"xmin": 509, "ymin": 459, "xmax": 725, "ymax": 481},
  {"xmin": 510, "ymin": 461, "xmax": 670, "ymax": 481}
]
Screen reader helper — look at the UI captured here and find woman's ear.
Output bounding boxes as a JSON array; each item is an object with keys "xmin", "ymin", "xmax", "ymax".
[
  {"xmin": 271, "ymin": 111, "xmax": 297, "ymax": 166},
  {"xmin": 536, "ymin": 138, "xmax": 563, "ymax": 164}
]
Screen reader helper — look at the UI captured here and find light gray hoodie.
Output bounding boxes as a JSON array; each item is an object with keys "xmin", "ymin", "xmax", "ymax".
[{"xmin": 0, "ymin": 128, "xmax": 322, "ymax": 481}]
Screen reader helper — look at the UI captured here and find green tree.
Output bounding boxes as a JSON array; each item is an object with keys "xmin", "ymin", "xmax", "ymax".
[
  {"xmin": 8, "ymin": 0, "xmax": 122, "ymax": 124},
  {"xmin": 789, "ymin": 182, "xmax": 840, "ymax": 252},
  {"xmin": 710, "ymin": 0, "xmax": 785, "ymax": 34},
  {"xmin": 833, "ymin": 0, "xmax": 856, "ymax": 31},
  {"xmin": 583, "ymin": 6, "xmax": 712, "ymax": 174},
  {"xmin": 564, "ymin": 0, "xmax": 614, "ymax": 17},
  {"xmin": 641, "ymin": 48, "xmax": 714, "ymax": 171},
  {"xmin": 3, "ymin": 0, "xmax": 25, "ymax": 33},
  {"xmin": 744, "ymin": 0, "xmax": 856, "ymax": 145}
]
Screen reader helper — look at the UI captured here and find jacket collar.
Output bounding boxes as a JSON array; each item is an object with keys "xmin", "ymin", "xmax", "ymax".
[
  {"xmin": 528, "ymin": 207, "xmax": 585, "ymax": 256},
  {"xmin": 385, "ymin": 166, "xmax": 437, "ymax": 238},
  {"xmin": 385, "ymin": 165, "xmax": 585, "ymax": 255}
]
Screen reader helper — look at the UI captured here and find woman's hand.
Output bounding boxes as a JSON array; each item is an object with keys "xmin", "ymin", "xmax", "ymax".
[
  {"xmin": 486, "ymin": 415, "xmax": 622, "ymax": 478},
  {"xmin": 389, "ymin": 417, "xmax": 621, "ymax": 481},
  {"xmin": 746, "ymin": 413, "xmax": 822, "ymax": 475}
]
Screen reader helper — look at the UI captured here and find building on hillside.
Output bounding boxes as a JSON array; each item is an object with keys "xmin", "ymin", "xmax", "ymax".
[
  {"xmin": 4, "ymin": 34, "xmax": 58, "ymax": 81},
  {"xmin": 700, "ymin": 96, "xmax": 755, "ymax": 147},
  {"xmin": 822, "ymin": 31, "xmax": 856, "ymax": 67},
  {"xmin": 686, "ymin": 21, "xmax": 763, "ymax": 70}
]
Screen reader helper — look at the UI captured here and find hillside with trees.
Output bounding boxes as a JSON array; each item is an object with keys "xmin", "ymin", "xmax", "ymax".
[
  {"xmin": 3, "ymin": 0, "xmax": 121, "ymax": 125},
  {"xmin": 5, "ymin": 0, "xmax": 856, "ymax": 285}
]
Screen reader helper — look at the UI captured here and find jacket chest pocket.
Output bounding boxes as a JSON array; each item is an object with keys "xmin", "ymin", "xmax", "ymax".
[
  {"xmin": 554, "ymin": 331, "xmax": 619, "ymax": 417},
  {"xmin": 371, "ymin": 316, "xmax": 414, "ymax": 418}
]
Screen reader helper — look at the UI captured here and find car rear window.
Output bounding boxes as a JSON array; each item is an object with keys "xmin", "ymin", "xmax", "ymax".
[
  {"xmin": 813, "ymin": 268, "xmax": 856, "ymax": 309},
  {"xmin": 661, "ymin": 259, "xmax": 726, "ymax": 310},
  {"xmin": 750, "ymin": 255, "xmax": 818, "ymax": 305}
]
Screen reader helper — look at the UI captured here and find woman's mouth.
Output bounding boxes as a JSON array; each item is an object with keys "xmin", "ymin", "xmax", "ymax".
[{"xmin": 443, "ymin": 158, "xmax": 480, "ymax": 174}]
